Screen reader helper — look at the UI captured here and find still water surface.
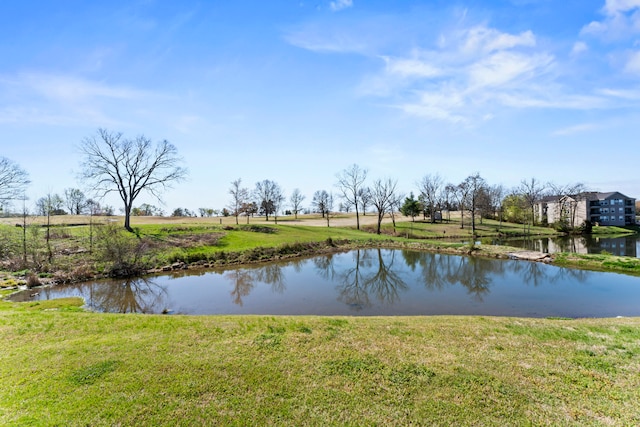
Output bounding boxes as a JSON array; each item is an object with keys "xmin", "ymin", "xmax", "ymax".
[
  {"xmin": 13, "ymin": 249, "xmax": 640, "ymax": 317},
  {"xmin": 494, "ymin": 234, "xmax": 640, "ymax": 258}
]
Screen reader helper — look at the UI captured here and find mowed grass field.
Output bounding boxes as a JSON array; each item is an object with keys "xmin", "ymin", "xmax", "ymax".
[{"xmin": 1, "ymin": 297, "xmax": 640, "ymax": 426}]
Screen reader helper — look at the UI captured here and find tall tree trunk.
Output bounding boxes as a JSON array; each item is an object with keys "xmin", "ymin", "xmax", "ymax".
[
  {"xmin": 124, "ymin": 202, "xmax": 133, "ymax": 232},
  {"xmin": 355, "ymin": 203, "xmax": 360, "ymax": 230}
]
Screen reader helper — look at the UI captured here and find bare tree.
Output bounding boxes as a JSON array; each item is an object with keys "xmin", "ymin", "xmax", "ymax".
[
  {"xmin": 357, "ymin": 187, "xmax": 372, "ymax": 216},
  {"xmin": 517, "ymin": 178, "xmax": 546, "ymax": 233},
  {"xmin": 487, "ymin": 184, "xmax": 506, "ymax": 226},
  {"xmin": 371, "ymin": 178, "xmax": 398, "ymax": 234},
  {"xmin": 548, "ymin": 182, "xmax": 587, "ymax": 230},
  {"xmin": 272, "ymin": 186, "xmax": 286, "ymax": 224},
  {"xmin": 417, "ymin": 174, "xmax": 443, "ymax": 223},
  {"xmin": 0, "ymin": 157, "xmax": 30, "ymax": 202},
  {"xmin": 64, "ymin": 188, "xmax": 87, "ymax": 215},
  {"xmin": 450, "ymin": 182, "xmax": 470, "ymax": 229},
  {"xmin": 228, "ymin": 178, "xmax": 249, "ymax": 225},
  {"xmin": 388, "ymin": 191, "xmax": 405, "ymax": 233},
  {"xmin": 36, "ymin": 193, "xmax": 64, "ymax": 216},
  {"xmin": 336, "ymin": 164, "xmax": 368, "ymax": 229},
  {"xmin": 254, "ymin": 179, "xmax": 282, "ymax": 222},
  {"xmin": 442, "ymin": 184, "xmax": 456, "ymax": 222},
  {"xmin": 462, "ymin": 173, "xmax": 487, "ymax": 235},
  {"xmin": 79, "ymin": 129, "xmax": 187, "ymax": 232},
  {"xmin": 36, "ymin": 192, "xmax": 64, "ymax": 261},
  {"xmin": 312, "ymin": 190, "xmax": 334, "ymax": 227},
  {"xmin": 289, "ymin": 188, "xmax": 306, "ymax": 219}
]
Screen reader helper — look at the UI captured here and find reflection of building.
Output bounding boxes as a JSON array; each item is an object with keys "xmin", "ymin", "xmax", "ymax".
[
  {"xmin": 536, "ymin": 191, "xmax": 636, "ymax": 227},
  {"xmin": 595, "ymin": 236, "xmax": 638, "ymax": 257},
  {"xmin": 513, "ymin": 236, "xmax": 638, "ymax": 258}
]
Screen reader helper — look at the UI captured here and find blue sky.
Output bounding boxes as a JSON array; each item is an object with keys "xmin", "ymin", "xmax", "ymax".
[{"xmin": 1, "ymin": 0, "xmax": 639, "ymax": 214}]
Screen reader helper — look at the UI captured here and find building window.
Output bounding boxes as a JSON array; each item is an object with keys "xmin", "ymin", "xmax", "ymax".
[{"xmin": 619, "ymin": 216, "xmax": 624, "ymax": 221}]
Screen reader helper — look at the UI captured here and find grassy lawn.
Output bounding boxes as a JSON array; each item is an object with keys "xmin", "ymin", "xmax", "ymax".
[{"xmin": 1, "ymin": 298, "xmax": 639, "ymax": 425}]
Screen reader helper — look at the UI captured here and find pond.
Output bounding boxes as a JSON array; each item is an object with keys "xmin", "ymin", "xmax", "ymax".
[
  {"xmin": 12, "ymin": 249, "xmax": 640, "ymax": 318},
  {"xmin": 493, "ymin": 234, "xmax": 640, "ymax": 258}
]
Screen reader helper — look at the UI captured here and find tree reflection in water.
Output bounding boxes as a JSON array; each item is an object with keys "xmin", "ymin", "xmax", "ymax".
[
  {"xmin": 330, "ymin": 249, "xmax": 408, "ymax": 311},
  {"xmin": 68, "ymin": 277, "xmax": 169, "ymax": 313},
  {"xmin": 363, "ymin": 249, "xmax": 407, "ymax": 305},
  {"xmin": 454, "ymin": 257, "xmax": 493, "ymax": 301},
  {"xmin": 226, "ymin": 269, "xmax": 255, "ymax": 306},
  {"xmin": 401, "ymin": 251, "xmax": 503, "ymax": 301},
  {"xmin": 225, "ymin": 262, "xmax": 288, "ymax": 306},
  {"xmin": 13, "ymin": 248, "xmax": 615, "ymax": 316}
]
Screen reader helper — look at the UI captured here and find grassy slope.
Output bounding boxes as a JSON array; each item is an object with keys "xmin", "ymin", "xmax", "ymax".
[{"xmin": 1, "ymin": 299, "xmax": 639, "ymax": 426}]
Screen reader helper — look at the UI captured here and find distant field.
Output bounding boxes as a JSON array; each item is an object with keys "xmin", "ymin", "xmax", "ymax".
[
  {"xmin": 0, "ymin": 211, "xmax": 557, "ymax": 237},
  {"xmin": 0, "ymin": 212, "xmax": 379, "ymax": 227}
]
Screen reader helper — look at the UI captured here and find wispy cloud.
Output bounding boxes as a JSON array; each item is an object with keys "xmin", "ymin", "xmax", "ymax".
[
  {"xmin": 581, "ymin": 0, "xmax": 640, "ymax": 40},
  {"xmin": 624, "ymin": 49, "xmax": 640, "ymax": 73},
  {"xmin": 0, "ymin": 73, "xmax": 151, "ymax": 126},
  {"xmin": 571, "ymin": 41, "xmax": 589, "ymax": 56},
  {"xmin": 360, "ymin": 25, "xmax": 561, "ymax": 123},
  {"xmin": 290, "ymin": 3, "xmax": 640, "ymax": 125},
  {"xmin": 283, "ymin": 23, "xmax": 369, "ymax": 54},
  {"xmin": 329, "ymin": 0, "xmax": 353, "ymax": 12},
  {"xmin": 552, "ymin": 122, "xmax": 601, "ymax": 136}
]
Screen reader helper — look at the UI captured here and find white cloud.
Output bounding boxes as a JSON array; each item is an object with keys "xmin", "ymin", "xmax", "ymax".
[
  {"xmin": 597, "ymin": 86, "xmax": 640, "ymax": 98},
  {"xmin": 460, "ymin": 26, "xmax": 535, "ymax": 55},
  {"xmin": 382, "ymin": 56, "xmax": 442, "ymax": 78},
  {"xmin": 397, "ymin": 89, "xmax": 468, "ymax": 124},
  {"xmin": 329, "ymin": 0, "xmax": 353, "ymax": 12},
  {"xmin": 289, "ymin": 7, "xmax": 640, "ymax": 125},
  {"xmin": 364, "ymin": 25, "xmax": 560, "ymax": 123},
  {"xmin": 468, "ymin": 51, "xmax": 552, "ymax": 88},
  {"xmin": 27, "ymin": 74, "xmax": 144, "ymax": 102},
  {"xmin": 283, "ymin": 25, "xmax": 368, "ymax": 54},
  {"xmin": 552, "ymin": 122, "xmax": 601, "ymax": 136},
  {"xmin": 571, "ymin": 41, "xmax": 589, "ymax": 56},
  {"xmin": 624, "ymin": 50, "xmax": 640, "ymax": 73},
  {"xmin": 581, "ymin": 0, "xmax": 640, "ymax": 39},
  {"xmin": 0, "ymin": 72, "xmax": 151, "ymax": 126},
  {"xmin": 603, "ymin": 0, "xmax": 640, "ymax": 15}
]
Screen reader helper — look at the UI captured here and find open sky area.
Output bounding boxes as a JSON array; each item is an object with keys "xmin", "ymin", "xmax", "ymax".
[{"xmin": 1, "ymin": 0, "xmax": 639, "ymax": 214}]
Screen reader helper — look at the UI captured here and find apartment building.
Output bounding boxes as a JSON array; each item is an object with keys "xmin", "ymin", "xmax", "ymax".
[{"xmin": 536, "ymin": 191, "xmax": 636, "ymax": 227}]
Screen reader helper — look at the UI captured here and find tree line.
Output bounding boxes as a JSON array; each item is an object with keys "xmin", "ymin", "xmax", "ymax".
[{"xmin": 1, "ymin": 128, "xmax": 593, "ymax": 235}]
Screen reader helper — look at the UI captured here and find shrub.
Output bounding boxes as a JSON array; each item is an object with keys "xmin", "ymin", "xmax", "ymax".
[
  {"xmin": 26, "ymin": 273, "xmax": 41, "ymax": 288},
  {"xmin": 94, "ymin": 223, "xmax": 149, "ymax": 277},
  {"xmin": 579, "ymin": 220, "xmax": 593, "ymax": 235}
]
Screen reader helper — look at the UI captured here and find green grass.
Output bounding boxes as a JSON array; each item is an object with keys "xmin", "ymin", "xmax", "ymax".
[
  {"xmin": 1, "ymin": 299, "xmax": 640, "ymax": 425},
  {"xmin": 591, "ymin": 225, "xmax": 638, "ymax": 235},
  {"xmin": 554, "ymin": 253, "xmax": 640, "ymax": 275},
  {"xmin": 387, "ymin": 218, "xmax": 558, "ymax": 239}
]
